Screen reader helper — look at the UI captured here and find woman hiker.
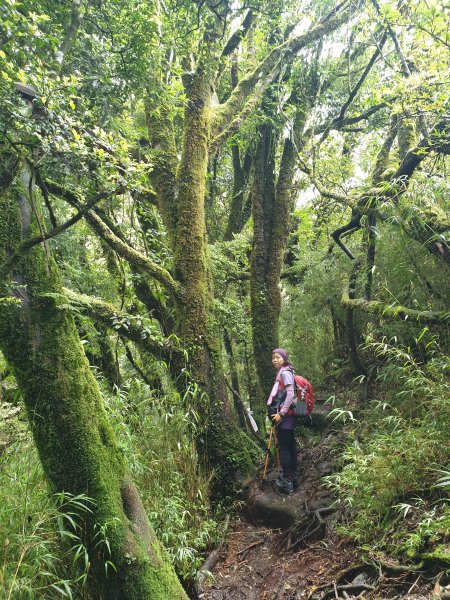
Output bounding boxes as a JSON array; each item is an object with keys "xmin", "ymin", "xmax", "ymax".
[{"xmin": 267, "ymin": 348, "xmax": 299, "ymax": 494}]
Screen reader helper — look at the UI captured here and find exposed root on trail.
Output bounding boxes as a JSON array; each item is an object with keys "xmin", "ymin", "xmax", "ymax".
[
  {"xmin": 281, "ymin": 505, "xmax": 338, "ymax": 552},
  {"xmin": 196, "ymin": 515, "xmax": 230, "ymax": 596},
  {"xmin": 307, "ymin": 559, "xmax": 445, "ymax": 600}
]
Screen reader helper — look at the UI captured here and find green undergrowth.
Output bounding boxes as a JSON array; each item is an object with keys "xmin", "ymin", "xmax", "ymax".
[
  {"xmin": 0, "ymin": 428, "xmax": 92, "ymax": 599},
  {"xmin": 103, "ymin": 375, "xmax": 221, "ymax": 585},
  {"xmin": 0, "ymin": 370, "xmax": 222, "ymax": 597},
  {"xmin": 325, "ymin": 335, "xmax": 450, "ymax": 566}
]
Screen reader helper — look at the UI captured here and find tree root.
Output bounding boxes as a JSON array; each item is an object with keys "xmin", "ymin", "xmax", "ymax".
[
  {"xmin": 307, "ymin": 564, "xmax": 370, "ymax": 597},
  {"xmin": 282, "ymin": 503, "xmax": 338, "ymax": 551},
  {"xmin": 308, "ymin": 556, "xmax": 431, "ymax": 600},
  {"xmin": 236, "ymin": 537, "xmax": 267, "ymax": 559},
  {"xmin": 369, "ymin": 556, "xmax": 424, "ymax": 573},
  {"xmin": 319, "ymin": 582, "xmax": 376, "ymax": 599}
]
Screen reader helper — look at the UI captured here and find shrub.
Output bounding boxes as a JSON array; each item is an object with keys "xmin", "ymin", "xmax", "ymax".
[
  {"xmin": 104, "ymin": 377, "xmax": 221, "ymax": 584},
  {"xmin": 326, "ymin": 335, "xmax": 450, "ymax": 557}
]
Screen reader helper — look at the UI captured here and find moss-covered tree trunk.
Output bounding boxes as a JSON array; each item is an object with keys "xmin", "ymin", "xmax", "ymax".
[
  {"xmin": 173, "ymin": 72, "xmax": 213, "ymax": 382},
  {"xmin": 250, "ymin": 123, "xmax": 279, "ymax": 429},
  {"xmin": 170, "ymin": 64, "xmax": 257, "ymax": 493},
  {"xmin": 0, "ymin": 166, "xmax": 187, "ymax": 599},
  {"xmin": 250, "ymin": 105, "xmax": 305, "ymax": 431}
]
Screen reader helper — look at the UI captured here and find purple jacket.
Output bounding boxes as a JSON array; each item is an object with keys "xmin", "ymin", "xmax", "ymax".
[
  {"xmin": 267, "ymin": 367, "xmax": 296, "ymax": 429},
  {"xmin": 278, "ymin": 369, "xmax": 296, "ymax": 429}
]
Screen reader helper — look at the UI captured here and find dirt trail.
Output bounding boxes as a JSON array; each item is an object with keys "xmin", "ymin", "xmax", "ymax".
[
  {"xmin": 200, "ymin": 431, "xmax": 357, "ymax": 600},
  {"xmin": 200, "ymin": 518, "xmax": 359, "ymax": 599},
  {"xmin": 199, "ymin": 422, "xmax": 435, "ymax": 600}
]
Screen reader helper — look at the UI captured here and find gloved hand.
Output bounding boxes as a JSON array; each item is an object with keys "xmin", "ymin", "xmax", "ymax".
[{"xmin": 271, "ymin": 413, "xmax": 282, "ymax": 424}]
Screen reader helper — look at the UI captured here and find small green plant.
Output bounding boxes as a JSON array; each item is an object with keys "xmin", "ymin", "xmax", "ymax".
[
  {"xmin": 0, "ymin": 434, "xmax": 94, "ymax": 599},
  {"xmin": 327, "ymin": 407, "xmax": 357, "ymax": 424},
  {"xmin": 104, "ymin": 374, "xmax": 221, "ymax": 585},
  {"xmin": 433, "ymin": 469, "xmax": 450, "ymax": 496}
]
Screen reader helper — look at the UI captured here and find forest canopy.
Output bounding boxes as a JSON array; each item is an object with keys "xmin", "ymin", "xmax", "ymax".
[{"xmin": 0, "ymin": 0, "xmax": 449, "ymax": 597}]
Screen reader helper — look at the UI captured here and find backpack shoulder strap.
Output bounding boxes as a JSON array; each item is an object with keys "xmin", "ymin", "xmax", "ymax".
[{"xmin": 279, "ymin": 366, "xmax": 295, "ymax": 390}]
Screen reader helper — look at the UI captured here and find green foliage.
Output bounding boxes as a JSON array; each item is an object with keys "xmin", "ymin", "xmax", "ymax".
[
  {"xmin": 392, "ymin": 500, "xmax": 450, "ymax": 562},
  {"xmin": 325, "ymin": 336, "xmax": 450, "ymax": 560},
  {"xmin": 0, "ymin": 371, "xmax": 222, "ymax": 593},
  {"xmin": 281, "ymin": 239, "xmax": 352, "ymax": 386},
  {"xmin": 0, "ymin": 434, "xmax": 94, "ymax": 599},
  {"xmin": 1, "ymin": 0, "xmax": 450, "ymax": 589},
  {"xmin": 0, "ymin": 378, "xmax": 25, "ymax": 444},
  {"xmin": 103, "ymin": 377, "xmax": 221, "ymax": 584}
]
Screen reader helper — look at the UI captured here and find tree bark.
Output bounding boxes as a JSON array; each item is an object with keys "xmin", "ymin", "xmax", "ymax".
[
  {"xmin": 0, "ymin": 166, "xmax": 187, "ymax": 599},
  {"xmin": 250, "ymin": 102, "xmax": 306, "ymax": 430},
  {"xmin": 223, "ymin": 144, "xmax": 252, "ymax": 241},
  {"xmin": 223, "ymin": 61, "xmax": 253, "ymax": 242},
  {"xmin": 345, "ymin": 266, "xmax": 367, "ymax": 377},
  {"xmin": 250, "ymin": 122, "xmax": 279, "ymax": 430},
  {"xmin": 172, "ymin": 64, "xmax": 258, "ymax": 494}
]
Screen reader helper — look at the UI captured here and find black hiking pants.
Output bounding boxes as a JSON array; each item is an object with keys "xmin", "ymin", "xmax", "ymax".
[{"xmin": 277, "ymin": 428, "xmax": 297, "ymax": 478}]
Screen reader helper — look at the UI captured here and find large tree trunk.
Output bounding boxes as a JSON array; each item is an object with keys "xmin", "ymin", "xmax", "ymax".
[
  {"xmin": 250, "ymin": 123, "xmax": 280, "ymax": 430},
  {"xmin": 172, "ymin": 69, "xmax": 258, "ymax": 495},
  {"xmin": 0, "ymin": 166, "xmax": 187, "ymax": 600},
  {"xmin": 250, "ymin": 105, "xmax": 305, "ymax": 431}
]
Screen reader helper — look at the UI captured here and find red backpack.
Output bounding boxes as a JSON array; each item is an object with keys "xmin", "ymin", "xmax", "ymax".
[
  {"xmin": 292, "ymin": 374, "xmax": 314, "ymax": 416},
  {"xmin": 279, "ymin": 369, "xmax": 315, "ymax": 417}
]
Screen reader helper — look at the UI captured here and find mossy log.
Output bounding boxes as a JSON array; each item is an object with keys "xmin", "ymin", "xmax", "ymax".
[{"xmin": 0, "ymin": 170, "xmax": 187, "ymax": 599}]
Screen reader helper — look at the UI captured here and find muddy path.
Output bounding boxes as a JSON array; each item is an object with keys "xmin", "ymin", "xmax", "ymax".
[{"xmin": 198, "ymin": 418, "xmax": 437, "ymax": 600}]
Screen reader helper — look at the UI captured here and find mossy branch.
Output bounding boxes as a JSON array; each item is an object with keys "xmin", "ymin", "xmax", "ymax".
[
  {"xmin": 220, "ymin": 9, "xmax": 254, "ymax": 60},
  {"xmin": 56, "ymin": 0, "xmax": 82, "ymax": 68},
  {"xmin": 211, "ymin": 0, "xmax": 356, "ymax": 150},
  {"xmin": 63, "ymin": 288, "xmax": 180, "ymax": 359},
  {"xmin": 85, "ymin": 210, "xmax": 182, "ymax": 299},
  {"xmin": 330, "ymin": 116, "xmax": 450, "ymax": 262},
  {"xmin": 305, "ymin": 103, "xmax": 388, "ymax": 139},
  {"xmin": 0, "ymin": 190, "xmax": 112, "ymax": 279},
  {"xmin": 45, "ymin": 180, "xmax": 182, "ymax": 300},
  {"xmin": 143, "ymin": 100, "xmax": 179, "ymax": 241},
  {"xmin": 341, "ymin": 274, "xmax": 449, "ymax": 325},
  {"xmin": 297, "ymin": 158, "xmax": 355, "ymax": 208}
]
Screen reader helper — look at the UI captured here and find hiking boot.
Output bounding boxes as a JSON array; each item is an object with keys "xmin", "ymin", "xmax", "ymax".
[
  {"xmin": 277, "ymin": 473, "xmax": 299, "ymax": 490},
  {"xmin": 275, "ymin": 476, "xmax": 294, "ymax": 494}
]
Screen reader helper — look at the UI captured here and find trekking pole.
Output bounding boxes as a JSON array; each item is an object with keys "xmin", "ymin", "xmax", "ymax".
[
  {"xmin": 262, "ymin": 424, "xmax": 282, "ymax": 487},
  {"xmin": 273, "ymin": 426, "xmax": 281, "ymax": 470},
  {"xmin": 261, "ymin": 426, "xmax": 274, "ymax": 487}
]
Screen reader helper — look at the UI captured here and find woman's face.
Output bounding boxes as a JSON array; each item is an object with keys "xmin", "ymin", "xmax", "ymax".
[{"xmin": 272, "ymin": 352, "xmax": 284, "ymax": 370}]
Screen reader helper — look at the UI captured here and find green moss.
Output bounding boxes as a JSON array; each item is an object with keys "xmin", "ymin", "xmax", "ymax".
[
  {"xmin": 0, "ymin": 177, "xmax": 188, "ymax": 599},
  {"xmin": 421, "ymin": 544, "xmax": 450, "ymax": 565}
]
